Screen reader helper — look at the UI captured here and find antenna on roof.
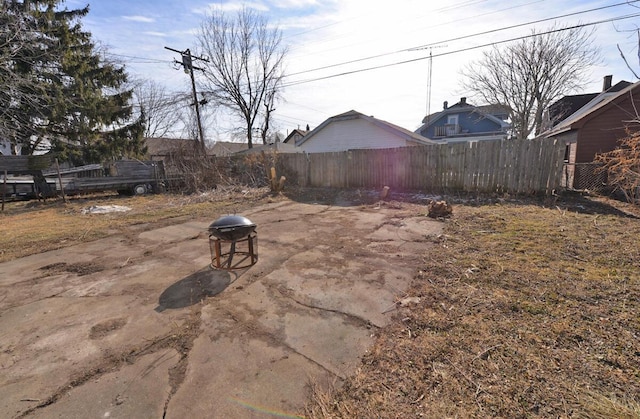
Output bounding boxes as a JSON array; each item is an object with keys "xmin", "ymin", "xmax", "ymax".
[
  {"xmin": 426, "ymin": 50, "xmax": 434, "ymax": 124},
  {"xmin": 409, "ymin": 44, "xmax": 447, "ymax": 128}
]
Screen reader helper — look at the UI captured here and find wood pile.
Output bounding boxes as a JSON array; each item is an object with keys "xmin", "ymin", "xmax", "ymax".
[{"xmin": 428, "ymin": 200, "xmax": 453, "ymax": 218}]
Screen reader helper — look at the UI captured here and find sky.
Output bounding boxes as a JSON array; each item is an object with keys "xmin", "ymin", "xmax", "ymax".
[{"xmin": 67, "ymin": 0, "xmax": 640, "ymax": 141}]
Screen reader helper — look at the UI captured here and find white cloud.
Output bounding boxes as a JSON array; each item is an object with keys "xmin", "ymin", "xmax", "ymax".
[
  {"xmin": 122, "ymin": 15, "xmax": 156, "ymax": 23},
  {"xmin": 271, "ymin": 0, "xmax": 319, "ymax": 9},
  {"xmin": 194, "ymin": 1, "xmax": 270, "ymax": 15},
  {"xmin": 143, "ymin": 31, "xmax": 168, "ymax": 37}
]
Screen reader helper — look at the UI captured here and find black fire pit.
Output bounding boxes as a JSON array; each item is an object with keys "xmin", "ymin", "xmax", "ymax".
[
  {"xmin": 208, "ymin": 215, "xmax": 256, "ymax": 241},
  {"xmin": 208, "ymin": 215, "xmax": 258, "ymax": 270}
]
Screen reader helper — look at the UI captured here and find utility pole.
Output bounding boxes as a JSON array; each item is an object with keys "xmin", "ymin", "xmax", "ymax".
[{"xmin": 165, "ymin": 46, "xmax": 208, "ymax": 154}]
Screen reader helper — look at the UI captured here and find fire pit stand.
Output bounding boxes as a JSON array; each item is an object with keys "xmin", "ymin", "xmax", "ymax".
[{"xmin": 208, "ymin": 215, "xmax": 258, "ymax": 270}]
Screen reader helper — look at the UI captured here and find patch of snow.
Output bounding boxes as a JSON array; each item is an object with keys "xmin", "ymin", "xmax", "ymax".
[
  {"xmin": 399, "ymin": 297, "xmax": 421, "ymax": 306},
  {"xmin": 82, "ymin": 205, "xmax": 132, "ymax": 214}
]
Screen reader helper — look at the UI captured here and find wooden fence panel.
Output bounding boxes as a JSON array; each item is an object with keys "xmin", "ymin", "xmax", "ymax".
[
  {"xmin": 274, "ymin": 138, "xmax": 565, "ymax": 195},
  {"xmin": 532, "ymin": 139, "xmax": 547, "ymax": 193},
  {"xmin": 548, "ymin": 138, "xmax": 567, "ymax": 192},
  {"xmin": 278, "ymin": 153, "xmax": 308, "ymax": 187},
  {"xmin": 353, "ymin": 150, "xmax": 368, "ymax": 188},
  {"xmin": 521, "ymin": 139, "xmax": 534, "ymax": 193},
  {"xmin": 466, "ymin": 142, "xmax": 477, "ymax": 191},
  {"xmin": 478, "ymin": 140, "xmax": 494, "ymax": 191},
  {"xmin": 456, "ymin": 142, "xmax": 467, "ymax": 189},
  {"xmin": 513, "ymin": 140, "xmax": 525, "ymax": 191},
  {"xmin": 487, "ymin": 139, "xmax": 501, "ymax": 192},
  {"xmin": 500, "ymin": 139, "xmax": 515, "ymax": 193}
]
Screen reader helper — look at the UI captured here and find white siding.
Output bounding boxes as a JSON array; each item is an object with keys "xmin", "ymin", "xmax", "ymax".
[{"xmin": 299, "ymin": 118, "xmax": 414, "ymax": 153}]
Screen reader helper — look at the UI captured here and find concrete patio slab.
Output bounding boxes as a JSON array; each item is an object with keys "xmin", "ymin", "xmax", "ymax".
[{"xmin": 0, "ymin": 200, "xmax": 443, "ymax": 418}]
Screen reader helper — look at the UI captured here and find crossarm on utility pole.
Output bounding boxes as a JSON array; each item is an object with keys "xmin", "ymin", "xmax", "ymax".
[{"xmin": 164, "ymin": 46, "xmax": 208, "ymax": 154}]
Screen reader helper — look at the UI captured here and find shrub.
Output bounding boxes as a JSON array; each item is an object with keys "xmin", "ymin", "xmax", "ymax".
[{"xmin": 595, "ymin": 126, "xmax": 640, "ymax": 203}]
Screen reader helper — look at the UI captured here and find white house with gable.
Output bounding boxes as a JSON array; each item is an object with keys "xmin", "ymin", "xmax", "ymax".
[{"xmin": 296, "ymin": 110, "xmax": 435, "ymax": 153}]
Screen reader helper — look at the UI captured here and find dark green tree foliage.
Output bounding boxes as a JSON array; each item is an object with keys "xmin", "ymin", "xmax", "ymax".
[
  {"xmin": 0, "ymin": 0, "xmax": 145, "ymax": 163},
  {"xmin": 0, "ymin": 1, "xmax": 47, "ymax": 149}
]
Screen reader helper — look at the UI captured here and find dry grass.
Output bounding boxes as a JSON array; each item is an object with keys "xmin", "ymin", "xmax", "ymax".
[
  {"xmin": 304, "ymin": 194, "xmax": 640, "ymax": 419},
  {"xmin": 580, "ymin": 390, "xmax": 640, "ymax": 419},
  {"xmin": 2, "ymin": 189, "xmax": 639, "ymax": 418},
  {"xmin": 0, "ymin": 187, "xmax": 274, "ymax": 263}
]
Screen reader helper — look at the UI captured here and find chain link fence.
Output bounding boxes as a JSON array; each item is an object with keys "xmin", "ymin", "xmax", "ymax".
[{"xmin": 562, "ymin": 162, "xmax": 609, "ymax": 192}]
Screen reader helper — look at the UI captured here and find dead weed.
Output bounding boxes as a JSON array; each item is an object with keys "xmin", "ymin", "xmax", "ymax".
[{"xmin": 305, "ymin": 196, "xmax": 640, "ymax": 418}]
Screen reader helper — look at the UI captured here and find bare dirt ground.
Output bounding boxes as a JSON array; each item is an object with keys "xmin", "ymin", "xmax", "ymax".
[{"xmin": 1, "ymin": 188, "xmax": 639, "ymax": 419}]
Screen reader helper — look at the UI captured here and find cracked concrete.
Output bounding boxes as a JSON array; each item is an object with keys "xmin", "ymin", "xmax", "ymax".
[{"xmin": 0, "ymin": 200, "xmax": 442, "ymax": 418}]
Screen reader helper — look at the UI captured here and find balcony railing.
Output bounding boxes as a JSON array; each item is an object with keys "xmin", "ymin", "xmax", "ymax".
[{"xmin": 434, "ymin": 124, "xmax": 461, "ymax": 137}]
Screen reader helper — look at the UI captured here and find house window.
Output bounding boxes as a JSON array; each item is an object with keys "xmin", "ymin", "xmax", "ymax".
[{"xmin": 445, "ymin": 114, "xmax": 460, "ymax": 136}]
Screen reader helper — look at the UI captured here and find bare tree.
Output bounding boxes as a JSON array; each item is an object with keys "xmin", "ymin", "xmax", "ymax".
[
  {"xmin": 177, "ymin": 101, "xmax": 219, "ymax": 148},
  {"xmin": 462, "ymin": 25, "xmax": 600, "ymax": 140},
  {"xmin": 197, "ymin": 6, "xmax": 287, "ymax": 148},
  {"xmin": 260, "ymin": 89, "xmax": 276, "ymax": 144},
  {"xmin": 131, "ymin": 79, "xmax": 185, "ymax": 139}
]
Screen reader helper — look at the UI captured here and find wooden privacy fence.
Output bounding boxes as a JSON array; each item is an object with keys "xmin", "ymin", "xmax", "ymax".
[{"xmin": 274, "ymin": 138, "xmax": 566, "ymax": 195}]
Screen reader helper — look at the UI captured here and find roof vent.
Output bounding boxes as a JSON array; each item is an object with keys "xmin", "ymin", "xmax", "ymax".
[
  {"xmin": 443, "ymin": 101, "xmax": 448, "ymax": 109},
  {"xmin": 603, "ymin": 75, "xmax": 612, "ymax": 91}
]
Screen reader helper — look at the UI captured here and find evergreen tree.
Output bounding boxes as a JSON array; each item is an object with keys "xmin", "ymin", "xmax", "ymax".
[{"xmin": 0, "ymin": 0, "xmax": 145, "ymax": 163}]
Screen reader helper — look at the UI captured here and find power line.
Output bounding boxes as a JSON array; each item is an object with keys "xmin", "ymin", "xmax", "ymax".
[
  {"xmin": 95, "ymin": 2, "xmax": 638, "ymax": 83},
  {"xmin": 286, "ymin": 0, "xmax": 639, "ymax": 79},
  {"xmin": 282, "ymin": 0, "xmax": 525, "ymax": 56},
  {"xmin": 410, "ymin": 0, "xmax": 640, "ymax": 50},
  {"xmin": 271, "ymin": 114, "xmax": 309, "ymax": 126},
  {"xmin": 280, "ymin": 12, "xmax": 640, "ymax": 89},
  {"xmin": 103, "ymin": 52, "xmax": 170, "ymax": 64}
]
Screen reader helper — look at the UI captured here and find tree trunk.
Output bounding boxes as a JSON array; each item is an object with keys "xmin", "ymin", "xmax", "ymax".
[{"xmin": 247, "ymin": 123, "xmax": 253, "ymax": 149}]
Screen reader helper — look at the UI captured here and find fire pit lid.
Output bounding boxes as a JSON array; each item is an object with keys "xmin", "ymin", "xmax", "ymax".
[
  {"xmin": 209, "ymin": 215, "xmax": 255, "ymax": 229},
  {"xmin": 208, "ymin": 215, "xmax": 256, "ymax": 240}
]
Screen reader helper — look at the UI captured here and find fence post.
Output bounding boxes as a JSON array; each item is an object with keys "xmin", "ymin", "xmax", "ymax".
[
  {"xmin": 55, "ymin": 158, "xmax": 67, "ymax": 203},
  {"xmin": 1, "ymin": 170, "xmax": 6, "ymax": 212}
]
